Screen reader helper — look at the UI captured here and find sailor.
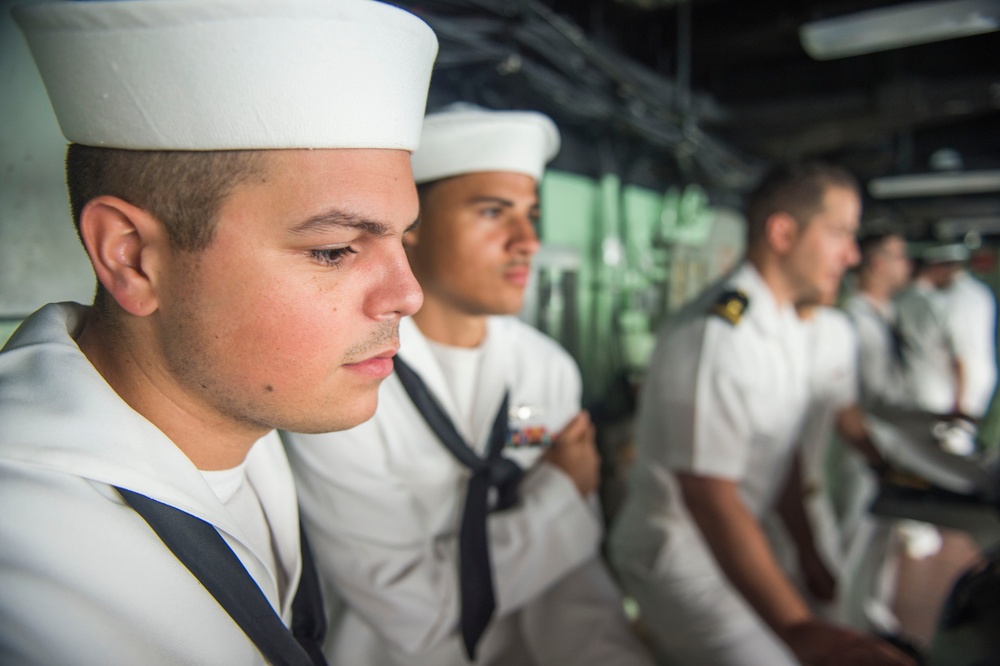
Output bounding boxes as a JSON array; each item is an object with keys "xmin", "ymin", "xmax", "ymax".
[
  {"xmin": 895, "ymin": 246, "xmax": 965, "ymax": 415},
  {"xmin": 765, "ymin": 299, "xmax": 864, "ymax": 620},
  {"xmin": 283, "ymin": 105, "xmax": 653, "ymax": 666},
  {"xmin": 843, "ymin": 232, "xmax": 914, "ymax": 408},
  {"xmin": 609, "ymin": 162, "xmax": 915, "ymax": 665},
  {"xmin": 0, "ymin": 2, "xmax": 436, "ymax": 664},
  {"xmin": 938, "ymin": 247, "xmax": 997, "ymax": 419},
  {"xmin": 763, "ymin": 286, "xmax": 914, "ymax": 646},
  {"xmin": 836, "ymin": 233, "xmax": 917, "ymax": 627}
]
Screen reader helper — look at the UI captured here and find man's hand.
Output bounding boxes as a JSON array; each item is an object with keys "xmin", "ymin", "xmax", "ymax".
[
  {"xmin": 781, "ymin": 620, "xmax": 918, "ymax": 666},
  {"xmin": 542, "ymin": 411, "xmax": 600, "ymax": 497}
]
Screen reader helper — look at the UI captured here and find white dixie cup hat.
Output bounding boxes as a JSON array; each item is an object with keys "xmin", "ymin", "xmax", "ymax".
[
  {"xmin": 13, "ymin": 0, "xmax": 440, "ymax": 151},
  {"xmin": 411, "ymin": 103, "xmax": 561, "ymax": 184}
]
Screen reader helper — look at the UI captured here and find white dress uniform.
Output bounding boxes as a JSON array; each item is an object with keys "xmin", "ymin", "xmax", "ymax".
[
  {"xmin": 775, "ymin": 309, "xmax": 858, "ymax": 569},
  {"xmin": 895, "ymin": 281, "xmax": 960, "ymax": 413},
  {"xmin": 0, "ymin": 303, "xmax": 302, "ymax": 666},
  {"xmin": 943, "ymin": 270, "xmax": 998, "ymax": 417},
  {"xmin": 284, "ymin": 316, "xmax": 650, "ymax": 666},
  {"xmin": 609, "ymin": 262, "xmax": 808, "ymax": 666},
  {"xmin": 764, "ymin": 307, "xmax": 867, "ymax": 625},
  {"xmin": 843, "ymin": 293, "xmax": 911, "ymax": 407},
  {"xmin": 796, "ymin": 308, "xmax": 859, "ymax": 507}
]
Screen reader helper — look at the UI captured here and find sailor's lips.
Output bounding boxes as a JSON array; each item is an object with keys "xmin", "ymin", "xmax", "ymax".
[
  {"xmin": 504, "ymin": 265, "xmax": 531, "ymax": 286},
  {"xmin": 343, "ymin": 349, "xmax": 397, "ymax": 378}
]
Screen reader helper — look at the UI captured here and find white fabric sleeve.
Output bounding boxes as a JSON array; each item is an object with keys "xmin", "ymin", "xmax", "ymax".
[
  {"xmin": 852, "ymin": 313, "xmax": 890, "ymax": 405},
  {"xmin": 949, "ymin": 283, "xmax": 999, "ymax": 415},
  {"xmin": 489, "ymin": 463, "xmax": 602, "ymax": 615},
  {"xmin": 642, "ymin": 318, "xmax": 753, "ymax": 480},
  {"xmin": 830, "ymin": 313, "xmax": 860, "ymax": 409},
  {"xmin": 941, "ymin": 311, "xmax": 961, "ymax": 359}
]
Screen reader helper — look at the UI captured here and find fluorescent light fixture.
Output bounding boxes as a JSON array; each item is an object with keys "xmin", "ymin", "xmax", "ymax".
[
  {"xmin": 868, "ymin": 169, "xmax": 1000, "ymax": 198},
  {"xmin": 934, "ymin": 215, "xmax": 1000, "ymax": 237},
  {"xmin": 800, "ymin": 0, "xmax": 1000, "ymax": 60}
]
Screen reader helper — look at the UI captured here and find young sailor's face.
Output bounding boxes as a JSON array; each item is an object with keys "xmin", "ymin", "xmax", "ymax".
[
  {"xmin": 157, "ymin": 148, "xmax": 423, "ymax": 434},
  {"xmin": 407, "ymin": 171, "xmax": 541, "ymax": 316}
]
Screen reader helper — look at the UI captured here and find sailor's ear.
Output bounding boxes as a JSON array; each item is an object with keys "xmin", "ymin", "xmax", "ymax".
[
  {"xmin": 78, "ymin": 196, "xmax": 169, "ymax": 317},
  {"xmin": 765, "ymin": 211, "xmax": 800, "ymax": 255}
]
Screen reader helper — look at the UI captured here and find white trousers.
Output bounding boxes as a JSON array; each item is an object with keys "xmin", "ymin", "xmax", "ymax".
[{"xmin": 613, "ymin": 522, "xmax": 799, "ymax": 666}]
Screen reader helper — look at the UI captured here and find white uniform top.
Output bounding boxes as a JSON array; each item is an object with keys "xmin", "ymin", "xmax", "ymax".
[
  {"xmin": 0, "ymin": 303, "xmax": 302, "ymax": 666},
  {"xmin": 843, "ymin": 293, "xmax": 911, "ymax": 407},
  {"xmin": 765, "ymin": 307, "xmax": 859, "ymax": 607},
  {"xmin": 609, "ymin": 262, "xmax": 809, "ymax": 664},
  {"xmin": 895, "ymin": 281, "xmax": 959, "ymax": 413},
  {"xmin": 798, "ymin": 307, "xmax": 859, "ymax": 489},
  {"xmin": 284, "ymin": 316, "xmax": 650, "ymax": 666},
  {"xmin": 943, "ymin": 270, "xmax": 998, "ymax": 417}
]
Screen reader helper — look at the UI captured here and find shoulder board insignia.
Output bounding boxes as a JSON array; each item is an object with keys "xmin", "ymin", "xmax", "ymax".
[{"xmin": 710, "ymin": 289, "xmax": 749, "ymax": 326}]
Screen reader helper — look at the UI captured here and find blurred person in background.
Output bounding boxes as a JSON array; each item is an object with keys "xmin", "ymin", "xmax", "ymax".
[
  {"xmin": 895, "ymin": 246, "xmax": 966, "ymax": 418},
  {"xmin": 610, "ymin": 161, "xmax": 914, "ymax": 666},
  {"xmin": 843, "ymin": 232, "xmax": 914, "ymax": 409},
  {"xmin": 940, "ymin": 251, "xmax": 998, "ymax": 420},
  {"xmin": 765, "ymin": 293, "xmax": 885, "ymax": 621}
]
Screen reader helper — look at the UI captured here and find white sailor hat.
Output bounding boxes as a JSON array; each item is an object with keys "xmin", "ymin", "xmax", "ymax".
[
  {"xmin": 12, "ymin": 0, "xmax": 438, "ymax": 151},
  {"xmin": 921, "ymin": 242, "xmax": 970, "ymax": 264},
  {"xmin": 411, "ymin": 104, "xmax": 561, "ymax": 184}
]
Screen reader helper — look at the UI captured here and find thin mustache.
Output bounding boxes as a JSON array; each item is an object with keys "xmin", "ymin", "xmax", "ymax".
[
  {"xmin": 342, "ymin": 320, "xmax": 399, "ymax": 363},
  {"xmin": 504, "ymin": 257, "xmax": 532, "ymax": 270}
]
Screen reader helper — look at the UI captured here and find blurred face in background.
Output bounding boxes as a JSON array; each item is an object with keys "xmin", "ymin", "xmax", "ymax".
[
  {"xmin": 784, "ymin": 184, "xmax": 862, "ymax": 306},
  {"xmin": 924, "ymin": 262, "xmax": 962, "ymax": 289},
  {"xmin": 873, "ymin": 234, "xmax": 912, "ymax": 295}
]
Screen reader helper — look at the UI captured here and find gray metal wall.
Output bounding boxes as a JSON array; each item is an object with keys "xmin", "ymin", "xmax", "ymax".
[{"xmin": 1, "ymin": 0, "xmax": 94, "ymax": 319}]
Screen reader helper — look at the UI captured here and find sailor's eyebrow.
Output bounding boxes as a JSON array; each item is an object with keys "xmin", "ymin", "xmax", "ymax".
[
  {"xmin": 466, "ymin": 195, "xmax": 514, "ymax": 206},
  {"xmin": 289, "ymin": 209, "xmax": 391, "ymax": 237},
  {"xmin": 465, "ymin": 196, "xmax": 540, "ymax": 211}
]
